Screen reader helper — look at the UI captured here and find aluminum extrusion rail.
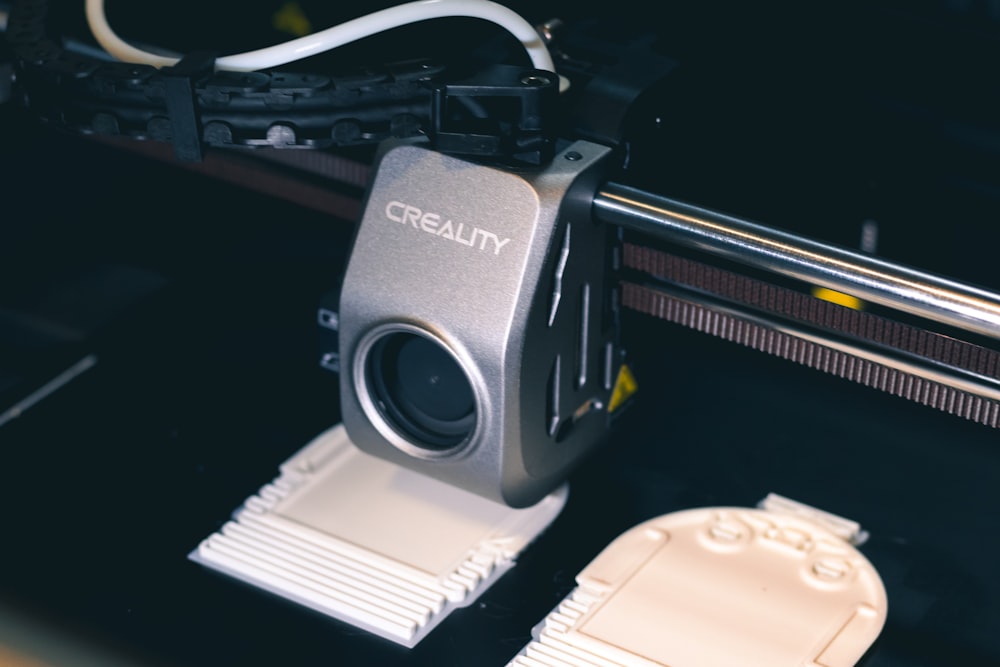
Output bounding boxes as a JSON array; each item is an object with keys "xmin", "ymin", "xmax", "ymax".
[{"xmin": 594, "ymin": 182, "xmax": 1000, "ymax": 341}]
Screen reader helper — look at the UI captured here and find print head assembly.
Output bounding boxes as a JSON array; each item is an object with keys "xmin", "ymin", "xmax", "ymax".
[{"xmin": 337, "ymin": 140, "xmax": 625, "ymax": 507}]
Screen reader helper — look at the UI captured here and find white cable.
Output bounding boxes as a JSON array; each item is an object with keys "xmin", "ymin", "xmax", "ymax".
[
  {"xmin": 84, "ymin": 0, "xmax": 178, "ymax": 69},
  {"xmin": 84, "ymin": 0, "xmax": 555, "ymax": 73}
]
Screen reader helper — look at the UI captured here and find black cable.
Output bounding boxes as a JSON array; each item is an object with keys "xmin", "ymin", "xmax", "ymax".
[{"xmin": 5, "ymin": 0, "xmax": 446, "ymax": 159}]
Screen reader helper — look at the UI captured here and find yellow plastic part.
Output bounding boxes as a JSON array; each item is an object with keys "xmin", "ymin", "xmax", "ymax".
[
  {"xmin": 608, "ymin": 364, "xmax": 638, "ymax": 414},
  {"xmin": 272, "ymin": 1, "xmax": 312, "ymax": 37},
  {"xmin": 811, "ymin": 286, "xmax": 865, "ymax": 311}
]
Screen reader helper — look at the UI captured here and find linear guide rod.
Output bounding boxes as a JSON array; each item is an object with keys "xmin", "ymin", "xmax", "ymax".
[{"xmin": 594, "ymin": 182, "xmax": 1000, "ymax": 341}]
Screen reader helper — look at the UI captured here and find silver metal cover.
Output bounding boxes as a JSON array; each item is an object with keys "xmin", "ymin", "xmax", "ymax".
[{"xmin": 339, "ymin": 141, "xmax": 615, "ymax": 506}]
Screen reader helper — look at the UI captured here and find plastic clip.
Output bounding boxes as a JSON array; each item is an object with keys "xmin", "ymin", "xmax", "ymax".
[
  {"xmin": 161, "ymin": 51, "xmax": 216, "ymax": 162},
  {"xmin": 430, "ymin": 64, "xmax": 557, "ymax": 165}
]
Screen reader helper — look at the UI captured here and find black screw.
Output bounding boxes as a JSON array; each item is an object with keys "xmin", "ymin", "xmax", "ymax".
[{"xmin": 520, "ymin": 74, "xmax": 549, "ymax": 87}]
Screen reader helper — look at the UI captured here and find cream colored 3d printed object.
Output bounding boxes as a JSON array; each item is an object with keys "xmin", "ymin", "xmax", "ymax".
[
  {"xmin": 507, "ymin": 494, "xmax": 887, "ymax": 667},
  {"xmin": 189, "ymin": 424, "xmax": 567, "ymax": 647}
]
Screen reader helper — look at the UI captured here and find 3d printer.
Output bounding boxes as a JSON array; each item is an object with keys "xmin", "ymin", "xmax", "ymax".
[{"xmin": 1, "ymin": 1, "xmax": 999, "ymax": 665}]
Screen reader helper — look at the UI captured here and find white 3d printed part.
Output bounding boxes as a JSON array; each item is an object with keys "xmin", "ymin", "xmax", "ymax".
[
  {"xmin": 507, "ymin": 494, "xmax": 888, "ymax": 667},
  {"xmin": 189, "ymin": 424, "xmax": 567, "ymax": 647}
]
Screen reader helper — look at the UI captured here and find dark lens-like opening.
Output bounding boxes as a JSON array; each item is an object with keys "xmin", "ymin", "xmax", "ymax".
[{"xmin": 368, "ymin": 332, "xmax": 476, "ymax": 450}]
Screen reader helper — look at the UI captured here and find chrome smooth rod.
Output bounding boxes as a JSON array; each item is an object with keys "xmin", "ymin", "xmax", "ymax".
[{"xmin": 594, "ymin": 182, "xmax": 1000, "ymax": 340}]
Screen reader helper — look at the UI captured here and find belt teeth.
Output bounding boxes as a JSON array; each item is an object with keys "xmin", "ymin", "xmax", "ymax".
[
  {"xmin": 622, "ymin": 281, "xmax": 1000, "ymax": 429},
  {"xmin": 623, "ymin": 243, "xmax": 1000, "ymax": 378}
]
